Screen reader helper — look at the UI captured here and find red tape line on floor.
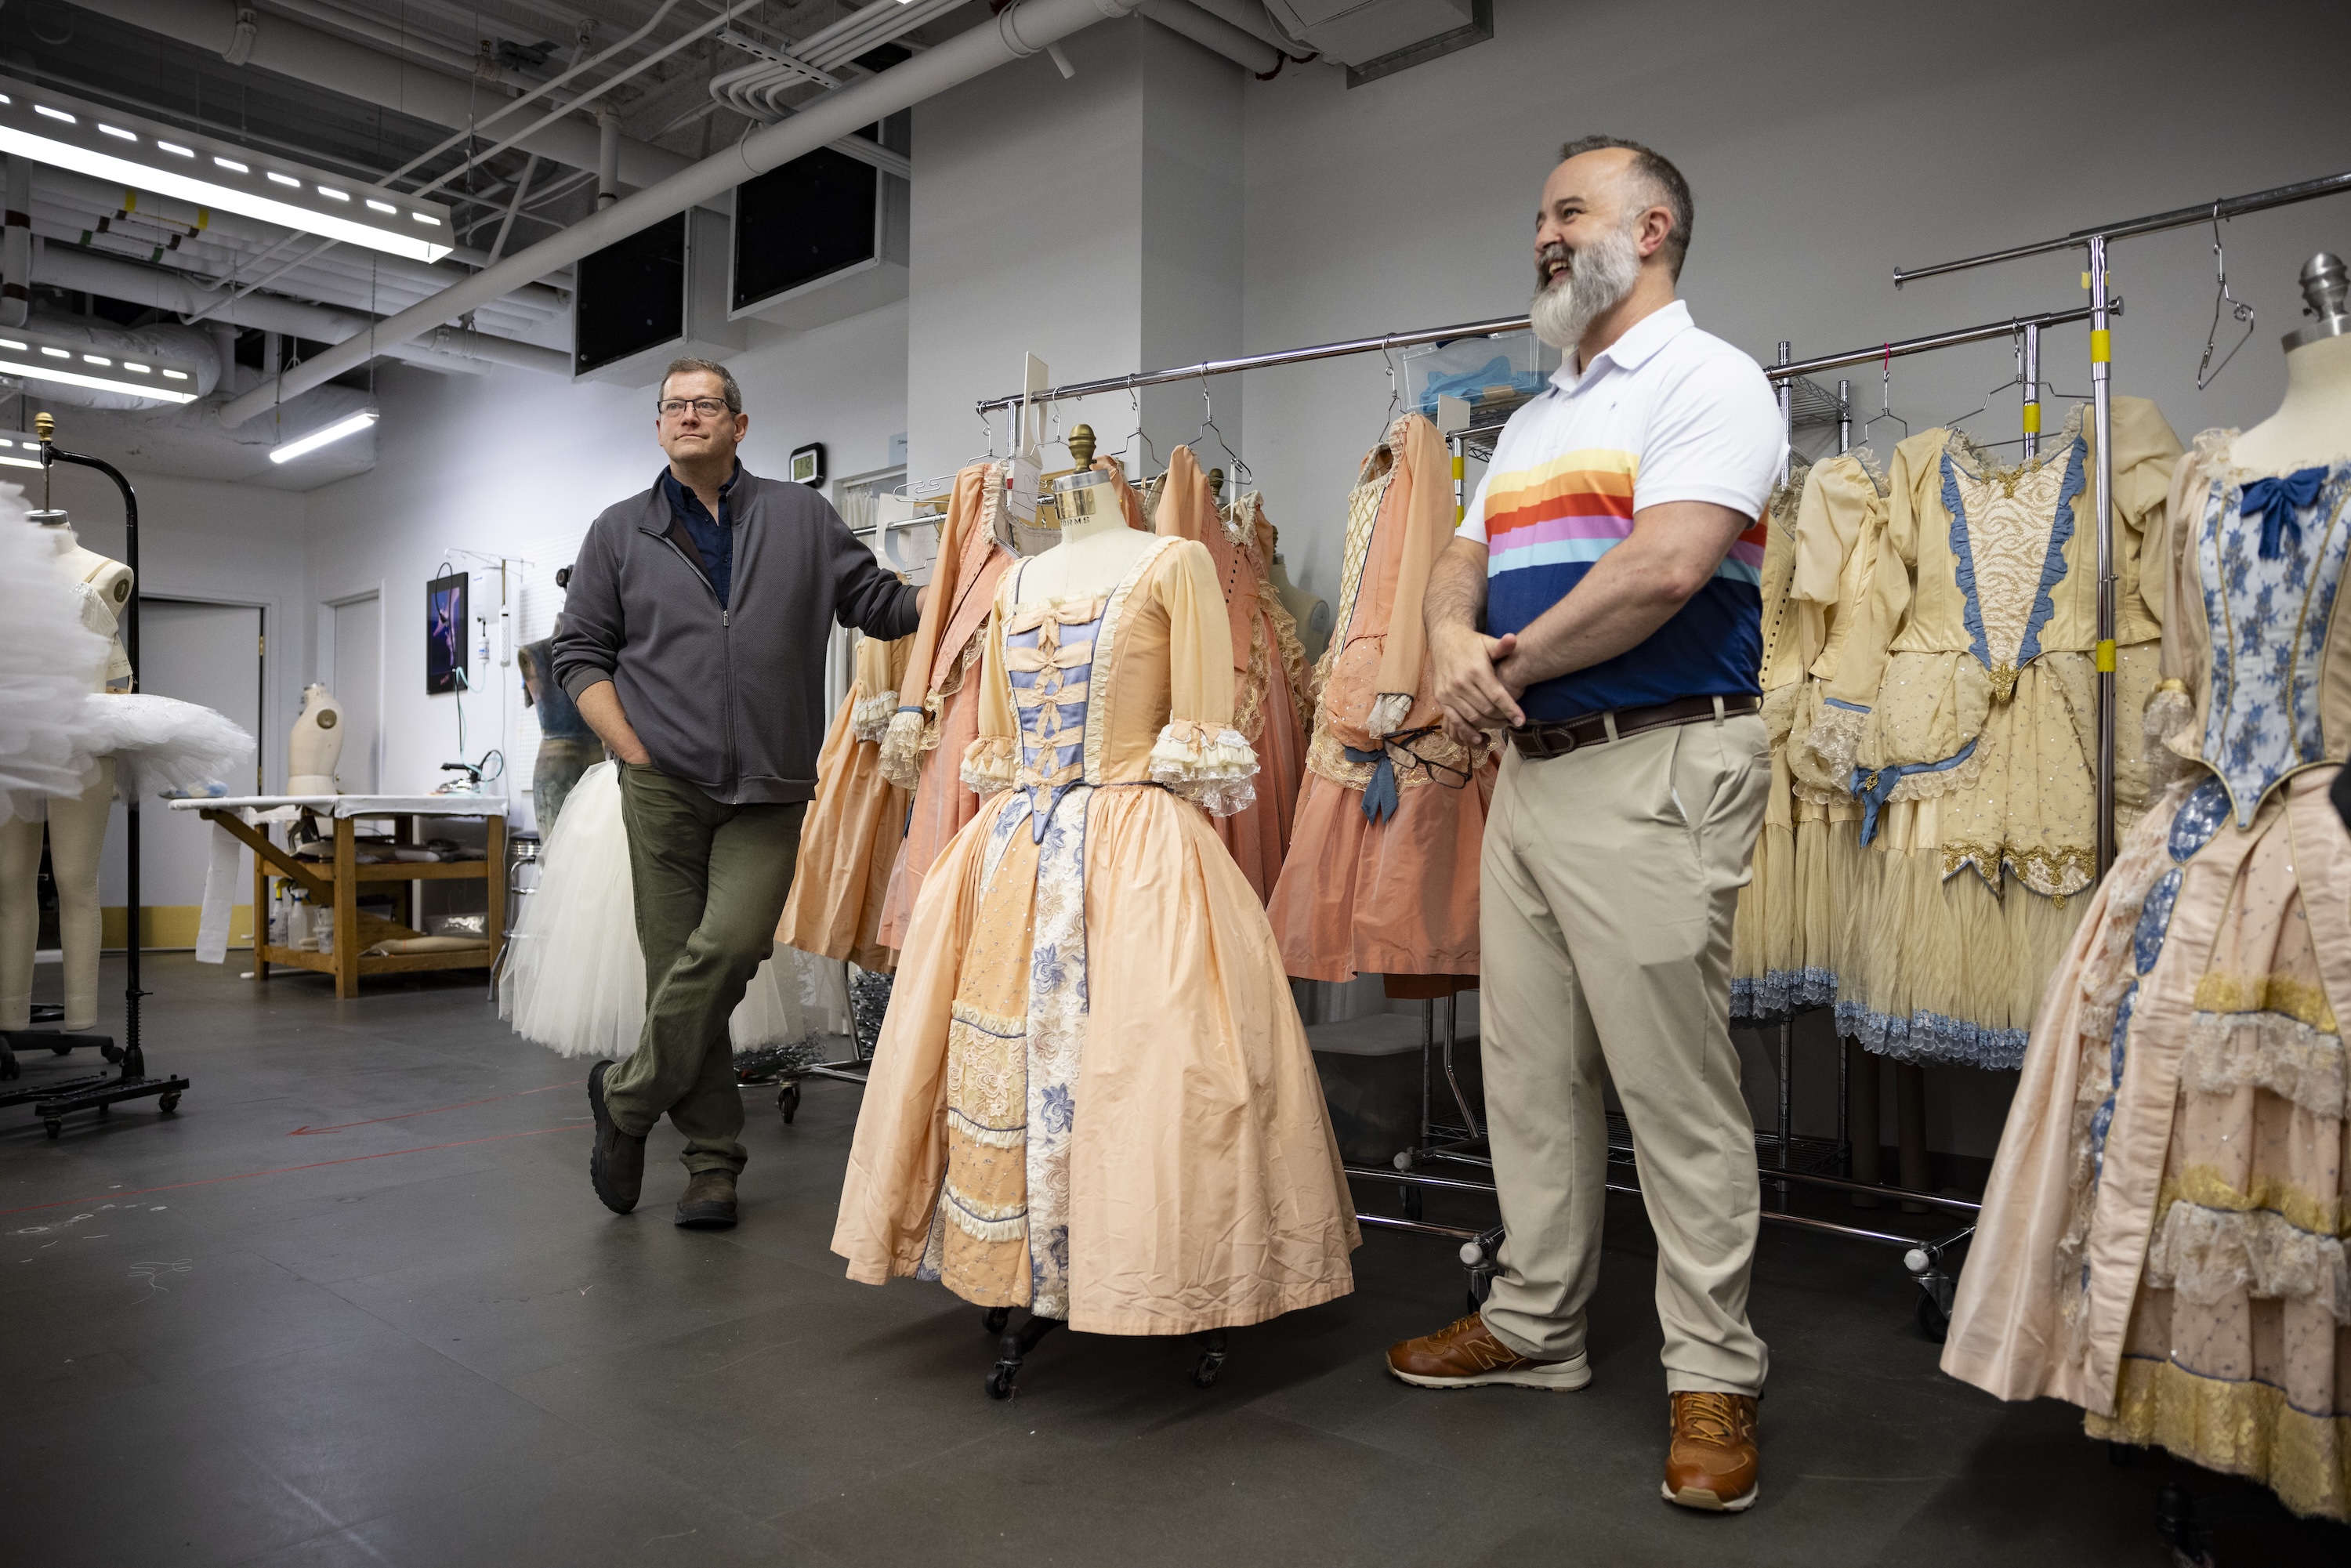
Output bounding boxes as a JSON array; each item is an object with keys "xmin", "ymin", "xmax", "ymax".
[
  {"xmin": 0, "ymin": 1124, "xmax": 580, "ymax": 1216},
  {"xmin": 289, "ymin": 1079, "xmax": 582, "ymax": 1135}
]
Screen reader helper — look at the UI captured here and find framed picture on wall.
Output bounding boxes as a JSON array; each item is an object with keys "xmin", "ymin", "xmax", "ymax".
[{"xmin": 426, "ymin": 572, "xmax": 469, "ymax": 694}]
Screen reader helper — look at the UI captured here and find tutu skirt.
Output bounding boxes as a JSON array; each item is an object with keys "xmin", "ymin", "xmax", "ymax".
[{"xmin": 501, "ymin": 762, "xmax": 846, "ymax": 1060}]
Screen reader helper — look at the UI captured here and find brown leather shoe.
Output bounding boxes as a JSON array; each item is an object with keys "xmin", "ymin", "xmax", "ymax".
[
  {"xmin": 1662, "ymin": 1390, "xmax": 1759, "ymax": 1512},
  {"xmin": 674, "ymin": 1169, "xmax": 738, "ymax": 1230},
  {"xmin": 1386, "ymin": 1313, "xmax": 1591, "ymax": 1391}
]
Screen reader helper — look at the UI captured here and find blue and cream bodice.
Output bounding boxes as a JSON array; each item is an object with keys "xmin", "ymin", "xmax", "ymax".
[
  {"xmin": 999, "ymin": 591, "xmax": 1106, "ymax": 840},
  {"xmin": 2188, "ymin": 454, "xmax": 2351, "ymax": 824}
]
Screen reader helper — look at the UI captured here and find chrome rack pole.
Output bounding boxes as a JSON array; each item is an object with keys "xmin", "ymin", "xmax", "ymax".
[
  {"xmin": 2021, "ymin": 322, "xmax": 2041, "ymax": 462},
  {"xmin": 2089, "ymin": 237, "xmax": 2117, "ymax": 876},
  {"xmin": 1774, "ymin": 341, "xmax": 1792, "ymax": 485},
  {"xmin": 1892, "ymin": 168, "xmax": 2351, "ymax": 286},
  {"xmin": 1836, "ymin": 378, "xmax": 1851, "ymax": 454}
]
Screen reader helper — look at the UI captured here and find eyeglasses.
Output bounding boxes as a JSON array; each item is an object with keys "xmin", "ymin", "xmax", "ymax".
[{"xmin": 657, "ymin": 397, "xmax": 732, "ymax": 419}]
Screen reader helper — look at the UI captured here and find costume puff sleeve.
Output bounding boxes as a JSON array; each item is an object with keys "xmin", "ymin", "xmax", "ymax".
[
  {"xmin": 2107, "ymin": 396, "xmax": 2186, "ymax": 646},
  {"xmin": 880, "ymin": 461, "xmax": 991, "ymax": 788},
  {"xmin": 958, "ymin": 585, "xmax": 1018, "ymax": 798},
  {"xmin": 1788, "ymin": 455, "xmax": 1880, "ymax": 677},
  {"xmin": 1147, "ymin": 537, "xmax": 1259, "ymax": 816},
  {"xmin": 1812, "ymin": 430, "xmax": 1933, "ymax": 785},
  {"xmin": 849, "ymin": 632, "xmax": 908, "ymax": 744},
  {"xmin": 1367, "ymin": 415, "xmax": 1451, "ymax": 739}
]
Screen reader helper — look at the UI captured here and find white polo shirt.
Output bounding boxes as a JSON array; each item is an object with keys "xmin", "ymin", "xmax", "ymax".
[{"xmin": 1458, "ymin": 299, "xmax": 1785, "ymax": 723}]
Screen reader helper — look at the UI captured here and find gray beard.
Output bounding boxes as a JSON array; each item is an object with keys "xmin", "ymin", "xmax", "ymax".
[{"xmin": 1530, "ymin": 223, "xmax": 1642, "ymax": 351}]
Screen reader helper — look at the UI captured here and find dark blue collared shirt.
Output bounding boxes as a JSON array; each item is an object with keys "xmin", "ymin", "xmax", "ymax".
[{"xmin": 660, "ymin": 461, "xmax": 743, "ymax": 607}]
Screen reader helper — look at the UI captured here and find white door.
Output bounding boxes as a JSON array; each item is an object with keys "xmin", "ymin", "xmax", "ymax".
[
  {"xmin": 98, "ymin": 599, "xmax": 264, "ymax": 940},
  {"xmin": 327, "ymin": 593, "xmax": 382, "ymax": 794}
]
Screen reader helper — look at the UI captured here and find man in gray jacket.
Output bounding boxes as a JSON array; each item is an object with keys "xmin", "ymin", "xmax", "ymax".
[{"xmin": 552, "ymin": 357, "xmax": 922, "ymax": 1229}]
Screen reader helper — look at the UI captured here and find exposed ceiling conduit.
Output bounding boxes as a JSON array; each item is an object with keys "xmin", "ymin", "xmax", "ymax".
[
  {"xmin": 1136, "ymin": 1, "xmax": 1282, "ymax": 74},
  {"xmin": 257, "ymin": 0, "xmax": 489, "ymax": 77},
  {"xmin": 1178, "ymin": 0, "xmax": 1310, "ymax": 56},
  {"xmin": 33, "ymin": 244, "xmax": 570, "ymax": 377},
  {"xmin": 217, "ymin": 0, "xmax": 1147, "ymax": 427},
  {"xmin": 67, "ymin": 0, "xmax": 709, "ymax": 215}
]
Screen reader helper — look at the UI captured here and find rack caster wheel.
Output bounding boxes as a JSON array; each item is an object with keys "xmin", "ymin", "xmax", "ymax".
[
  {"xmin": 984, "ymin": 1307, "xmax": 1010, "ymax": 1334},
  {"xmin": 52, "ymin": 1042, "xmax": 73, "ymax": 1056},
  {"xmin": 1192, "ymin": 1330, "xmax": 1227, "ymax": 1389},
  {"xmin": 43, "ymin": 1118, "xmax": 61, "ymax": 1139},
  {"xmin": 158, "ymin": 1094, "xmax": 181, "ymax": 1114},
  {"xmin": 986, "ymin": 1363, "xmax": 1016, "ymax": 1400},
  {"xmin": 777, "ymin": 1084, "xmax": 800, "ymax": 1124},
  {"xmin": 1916, "ymin": 1291, "xmax": 1949, "ymax": 1343},
  {"xmin": 101, "ymin": 1043, "xmax": 121, "ymax": 1063}
]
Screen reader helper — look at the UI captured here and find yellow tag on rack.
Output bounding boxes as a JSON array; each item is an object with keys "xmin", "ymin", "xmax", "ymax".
[
  {"xmin": 2095, "ymin": 639, "xmax": 2117, "ymax": 672},
  {"xmin": 2023, "ymin": 402, "xmax": 2041, "ymax": 434},
  {"xmin": 2091, "ymin": 329, "xmax": 2112, "ymax": 364}
]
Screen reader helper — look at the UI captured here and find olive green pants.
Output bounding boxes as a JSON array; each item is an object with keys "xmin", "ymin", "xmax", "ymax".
[{"xmin": 608, "ymin": 763, "xmax": 804, "ymax": 1175}]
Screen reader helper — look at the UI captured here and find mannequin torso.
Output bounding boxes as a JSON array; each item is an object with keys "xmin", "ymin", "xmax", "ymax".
[
  {"xmin": 1012, "ymin": 473, "xmax": 1154, "ymax": 607},
  {"xmin": 2234, "ymin": 331, "xmax": 2351, "ymax": 471},
  {"xmin": 41, "ymin": 522, "xmax": 132, "ymax": 690}
]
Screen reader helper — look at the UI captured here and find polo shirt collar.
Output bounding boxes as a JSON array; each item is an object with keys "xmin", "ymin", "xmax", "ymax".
[{"xmin": 1555, "ymin": 299, "xmax": 1694, "ymax": 392}]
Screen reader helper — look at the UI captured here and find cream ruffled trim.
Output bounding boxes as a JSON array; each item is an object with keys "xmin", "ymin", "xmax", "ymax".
[
  {"xmin": 2146, "ymin": 1200, "xmax": 2350, "ymax": 1323},
  {"xmin": 2143, "ymin": 682, "xmax": 2201, "ymax": 794},
  {"xmin": 2182, "ymin": 1009, "xmax": 2349, "ymax": 1119},
  {"xmin": 878, "ymin": 708, "xmax": 927, "ymax": 791},
  {"xmin": 1791, "ymin": 701, "xmax": 1867, "ymax": 802},
  {"xmin": 959, "ymin": 735, "xmax": 1016, "ymax": 798},
  {"xmin": 851, "ymin": 690, "xmax": 898, "ymax": 746},
  {"xmin": 1366, "ymin": 691, "xmax": 1412, "ymax": 741},
  {"xmin": 1149, "ymin": 721, "xmax": 1259, "ymax": 817}
]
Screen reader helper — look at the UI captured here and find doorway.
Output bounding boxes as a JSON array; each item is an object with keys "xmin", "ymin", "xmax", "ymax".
[{"xmin": 323, "ymin": 592, "xmax": 382, "ymax": 794}]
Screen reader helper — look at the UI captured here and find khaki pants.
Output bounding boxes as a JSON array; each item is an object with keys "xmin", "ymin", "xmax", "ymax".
[
  {"xmin": 1477, "ymin": 710, "xmax": 1771, "ymax": 1395},
  {"xmin": 607, "ymin": 763, "xmax": 804, "ymax": 1176}
]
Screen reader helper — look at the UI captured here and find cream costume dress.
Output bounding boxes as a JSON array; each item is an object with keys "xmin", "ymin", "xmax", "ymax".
[
  {"xmin": 832, "ymin": 534, "xmax": 1358, "ymax": 1333},
  {"xmin": 1813, "ymin": 401, "xmax": 2182, "ymax": 1067},
  {"xmin": 1945, "ymin": 433, "xmax": 2351, "ymax": 1520},
  {"xmin": 778, "ymin": 632, "xmax": 911, "ymax": 973}
]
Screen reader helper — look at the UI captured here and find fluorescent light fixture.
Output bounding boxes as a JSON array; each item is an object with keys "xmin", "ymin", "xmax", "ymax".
[
  {"xmin": 0, "ymin": 78, "xmax": 452, "ymax": 263},
  {"xmin": 270, "ymin": 408, "xmax": 377, "ymax": 464},
  {"xmin": 0, "ymin": 325, "xmax": 199, "ymax": 404}
]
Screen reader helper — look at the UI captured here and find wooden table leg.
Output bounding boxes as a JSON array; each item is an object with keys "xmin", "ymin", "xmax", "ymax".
[
  {"xmin": 252, "ymin": 818, "xmax": 269, "ymax": 989},
  {"xmin": 486, "ymin": 810, "xmax": 506, "ymax": 965},
  {"xmin": 334, "ymin": 815, "xmax": 358, "ymax": 999}
]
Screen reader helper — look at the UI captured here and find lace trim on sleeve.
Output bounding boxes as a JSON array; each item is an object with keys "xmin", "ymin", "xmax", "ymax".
[
  {"xmin": 877, "ymin": 708, "xmax": 928, "ymax": 791},
  {"xmin": 1148, "ymin": 719, "xmax": 1259, "ymax": 817},
  {"xmin": 850, "ymin": 690, "xmax": 898, "ymax": 746},
  {"xmin": 960, "ymin": 735, "xmax": 1016, "ymax": 798},
  {"xmin": 1790, "ymin": 699, "xmax": 1867, "ymax": 799},
  {"xmin": 1366, "ymin": 690, "xmax": 1412, "ymax": 741}
]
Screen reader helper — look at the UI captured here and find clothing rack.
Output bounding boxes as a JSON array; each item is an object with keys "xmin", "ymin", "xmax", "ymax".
[
  {"xmin": 0, "ymin": 422, "xmax": 190, "ymax": 1135},
  {"xmin": 1894, "ymin": 168, "xmax": 2351, "ymax": 875}
]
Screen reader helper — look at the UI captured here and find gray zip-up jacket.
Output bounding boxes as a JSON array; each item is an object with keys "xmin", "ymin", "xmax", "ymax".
[{"xmin": 552, "ymin": 466, "xmax": 919, "ymax": 806}]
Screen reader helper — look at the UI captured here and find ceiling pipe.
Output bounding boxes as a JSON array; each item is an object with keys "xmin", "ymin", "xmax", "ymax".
[
  {"xmin": 1136, "ymin": 0, "xmax": 1281, "ymax": 73},
  {"xmin": 66, "ymin": 0, "xmax": 709, "ymax": 208},
  {"xmin": 34, "ymin": 244, "xmax": 567, "ymax": 376},
  {"xmin": 217, "ymin": 0, "xmax": 1146, "ymax": 427},
  {"xmin": 1178, "ymin": 0, "xmax": 1308, "ymax": 56},
  {"xmin": 257, "ymin": 0, "xmax": 487, "ymax": 78}
]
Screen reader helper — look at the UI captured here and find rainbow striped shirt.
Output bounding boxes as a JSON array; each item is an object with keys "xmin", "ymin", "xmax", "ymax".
[{"xmin": 1459, "ymin": 302, "xmax": 1785, "ymax": 724}]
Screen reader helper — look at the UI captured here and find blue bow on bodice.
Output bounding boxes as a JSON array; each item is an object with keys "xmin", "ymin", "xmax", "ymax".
[{"xmin": 2243, "ymin": 465, "xmax": 2327, "ymax": 559}]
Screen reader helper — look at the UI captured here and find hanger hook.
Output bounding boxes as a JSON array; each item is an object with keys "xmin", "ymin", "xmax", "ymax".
[{"xmin": 2196, "ymin": 202, "xmax": 2256, "ymax": 392}]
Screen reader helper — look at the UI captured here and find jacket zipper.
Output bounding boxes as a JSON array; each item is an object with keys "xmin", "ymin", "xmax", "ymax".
[{"xmin": 646, "ymin": 527, "xmax": 737, "ymax": 786}]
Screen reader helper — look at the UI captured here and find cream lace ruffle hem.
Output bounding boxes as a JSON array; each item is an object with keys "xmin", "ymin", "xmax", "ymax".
[{"xmin": 1149, "ymin": 721, "xmax": 1259, "ymax": 817}]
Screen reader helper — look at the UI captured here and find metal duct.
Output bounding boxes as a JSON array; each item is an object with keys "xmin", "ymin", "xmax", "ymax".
[
  {"xmin": 217, "ymin": 0, "xmax": 1147, "ymax": 427},
  {"xmin": 1136, "ymin": 1, "xmax": 1282, "ymax": 72},
  {"xmin": 6, "ymin": 311, "xmax": 222, "ymax": 407}
]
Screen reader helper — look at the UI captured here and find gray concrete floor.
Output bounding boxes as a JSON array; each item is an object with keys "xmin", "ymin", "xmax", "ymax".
[{"xmin": 2, "ymin": 955, "xmax": 2342, "ymax": 1567}]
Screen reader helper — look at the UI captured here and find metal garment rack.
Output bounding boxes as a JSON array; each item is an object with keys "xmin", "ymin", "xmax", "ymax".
[
  {"xmin": 0, "ymin": 417, "xmax": 190, "ymax": 1135},
  {"xmin": 1893, "ymin": 168, "xmax": 2351, "ymax": 877}
]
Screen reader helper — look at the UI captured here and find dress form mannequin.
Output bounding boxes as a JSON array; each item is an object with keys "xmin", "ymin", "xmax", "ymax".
[
  {"xmin": 2233, "ymin": 252, "xmax": 2351, "ymax": 471},
  {"xmin": 0, "ymin": 515, "xmax": 131, "ymax": 1030},
  {"xmin": 288, "ymin": 683, "xmax": 345, "ymax": 795},
  {"xmin": 1014, "ymin": 465, "xmax": 1157, "ymax": 605}
]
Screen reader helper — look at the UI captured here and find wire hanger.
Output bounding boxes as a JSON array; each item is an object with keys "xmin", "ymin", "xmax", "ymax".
[
  {"xmin": 1860, "ymin": 346, "xmax": 1908, "ymax": 444},
  {"xmin": 1371, "ymin": 344, "xmax": 1402, "ymax": 446},
  {"xmin": 1947, "ymin": 327, "xmax": 2030, "ymax": 430},
  {"xmin": 2196, "ymin": 203, "xmax": 2256, "ymax": 390},
  {"xmin": 1195, "ymin": 380, "xmax": 1252, "ymax": 490},
  {"xmin": 1114, "ymin": 384, "xmax": 1158, "ymax": 479}
]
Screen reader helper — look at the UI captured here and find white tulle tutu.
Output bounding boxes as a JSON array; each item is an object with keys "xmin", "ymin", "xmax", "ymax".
[
  {"xmin": 85, "ymin": 693, "xmax": 255, "ymax": 800},
  {"xmin": 500, "ymin": 762, "xmax": 847, "ymax": 1060},
  {"xmin": 0, "ymin": 502, "xmax": 113, "ymax": 820}
]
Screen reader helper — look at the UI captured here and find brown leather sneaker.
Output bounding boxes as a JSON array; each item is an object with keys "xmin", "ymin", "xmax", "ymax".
[
  {"xmin": 1662, "ymin": 1390, "xmax": 1759, "ymax": 1512},
  {"xmin": 1386, "ymin": 1313, "xmax": 1592, "ymax": 1391}
]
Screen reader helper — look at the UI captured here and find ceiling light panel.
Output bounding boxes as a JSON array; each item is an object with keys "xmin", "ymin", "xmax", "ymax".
[
  {"xmin": 0, "ymin": 324, "xmax": 200, "ymax": 404},
  {"xmin": 0, "ymin": 78, "xmax": 452, "ymax": 263}
]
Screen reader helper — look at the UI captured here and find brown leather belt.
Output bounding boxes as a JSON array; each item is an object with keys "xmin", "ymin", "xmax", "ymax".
[{"xmin": 1509, "ymin": 693, "xmax": 1761, "ymax": 761}]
